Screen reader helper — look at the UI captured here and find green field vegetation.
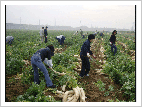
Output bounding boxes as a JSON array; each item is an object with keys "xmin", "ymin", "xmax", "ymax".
[
  {"xmin": 102, "ymin": 32, "xmax": 135, "ymax": 101},
  {"xmin": 6, "ymin": 29, "xmax": 135, "ymax": 102}
]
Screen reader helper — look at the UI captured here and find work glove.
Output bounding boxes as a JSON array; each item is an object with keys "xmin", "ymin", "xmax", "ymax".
[
  {"xmin": 47, "ymin": 59, "xmax": 53, "ymax": 68},
  {"xmin": 110, "ymin": 42, "xmax": 112, "ymax": 45},
  {"xmin": 87, "ymin": 53, "xmax": 90, "ymax": 58},
  {"xmin": 44, "ymin": 58, "xmax": 53, "ymax": 68},
  {"xmin": 44, "ymin": 58, "xmax": 49, "ymax": 66}
]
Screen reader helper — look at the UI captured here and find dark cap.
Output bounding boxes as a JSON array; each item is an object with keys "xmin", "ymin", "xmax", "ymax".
[{"xmin": 46, "ymin": 26, "xmax": 48, "ymax": 28}]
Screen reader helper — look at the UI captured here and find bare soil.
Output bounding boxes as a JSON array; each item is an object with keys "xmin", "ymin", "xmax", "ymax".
[{"xmin": 76, "ymin": 39, "xmax": 127, "ymax": 102}]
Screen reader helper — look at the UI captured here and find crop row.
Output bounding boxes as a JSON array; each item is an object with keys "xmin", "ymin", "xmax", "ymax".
[
  {"xmin": 101, "ymin": 33, "xmax": 135, "ymax": 102},
  {"xmin": 6, "ymin": 30, "xmax": 135, "ymax": 102}
]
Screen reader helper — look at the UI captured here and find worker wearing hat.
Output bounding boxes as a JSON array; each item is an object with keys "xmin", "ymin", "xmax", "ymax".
[
  {"xmin": 109, "ymin": 30, "xmax": 117, "ymax": 55},
  {"xmin": 79, "ymin": 34, "xmax": 96, "ymax": 77},
  {"xmin": 44, "ymin": 26, "xmax": 48, "ymax": 43}
]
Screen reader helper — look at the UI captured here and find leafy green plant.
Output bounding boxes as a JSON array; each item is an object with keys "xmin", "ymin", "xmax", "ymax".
[
  {"xmin": 102, "ymin": 32, "xmax": 135, "ymax": 102},
  {"xmin": 108, "ymin": 85, "xmax": 114, "ymax": 91},
  {"xmin": 95, "ymin": 80, "xmax": 106, "ymax": 91},
  {"xmin": 104, "ymin": 91, "xmax": 109, "ymax": 96},
  {"xmin": 6, "ymin": 30, "xmax": 135, "ymax": 102},
  {"xmin": 16, "ymin": 80, "xmax": 58, "ymax": 102}
]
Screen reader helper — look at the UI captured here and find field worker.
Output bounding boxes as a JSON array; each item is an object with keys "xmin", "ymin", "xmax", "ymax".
[
  {"xmin": 79, "ymin": 34, "xmax": 96, "ymax": 77},
  {"xmin": 56, "ymin": 35, "xmax": 66, "ymax": 45},
  {"xmin": 6, "ymin": 36, "xmax": 14, "ymax": 45},
  {"xmin": 109, "ymin": 30, "xmax": 117, "ymax": 55},
  {"xmin": 82, "ymin": 34, "xmax": 85, "ymax": 38},
  {"xmin": 80, "ymin": 29, "xmax": 83, "ymax": 37},
  {"xmin": 100, "ymin": 32, "xmax": 104, "ymax": 37},
  {"xmin": 44, "ymin": 26, "xmax": 48, "ymax": 43},
  {"xmin": 39, "ymin": 27, "xmax": 44, "ymax": 43},
  {"xmin": 82, "ymin": 32, "xmax": 88, "ymax": 38},
  {"xmin": 31, "ymin": 45, "xmax": 56, "ymax": 88},
  {"xmin": 73, "ymin": 31, "xmax": 78, "ymax": 35},
  {"xmin": 76, "ymin": 31, "xmax": 78, "ymax": 35},
  {"xmin": 93, "ymin": 32, "xmax": 97, "ymax": 36}
]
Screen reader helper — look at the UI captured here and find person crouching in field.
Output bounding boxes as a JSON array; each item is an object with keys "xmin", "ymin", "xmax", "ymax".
[
  {"xmin": 56, "ymin": 35, "xmax": 66, "ymax": 45},
  {"xmin": 109, "ymin": 30, "xmax": 117, "ymax": 55},
  {"xmin": 73, "ymin": 31, "xmax": 78, "ymax": 35},
  {"xmin": 76, "ymin": 31, "xmax": 78, "ymax": 35},
  {"xmin": 83, "ymin": 32, "xmax": 88, "ymax": 38},
  {"xmin": 39, "ymin": 27, "xmax": 44, "ymax": 43},
  {"xmin": 79, "ymin": 34, "xmax": 95, "ymax": 77},
  {"xmin": 31, "ymin": 45, "xmax": 56, "ymax": 88},
  {"xmin": 6, "ymin": 36, "xmax": 14, "ymax": 45}
]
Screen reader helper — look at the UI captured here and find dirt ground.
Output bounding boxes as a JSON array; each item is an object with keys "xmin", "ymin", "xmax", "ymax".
[
  {"xmin": 6, "ymin": 40, "xmax": 127, "ymax": 102},
  {"xmin": 6, "ymin": 77, "xmax": 30, "ymax": 102},
  {"xmin": 76, "ymin": 39, "xmax": 127, "ymax": 102},
  {"xmin": 5, "ymin": 45, "xmax": 68, "ymax": 102},
  {"xmin": 44, "ymin": 39, "xmax": 127, "ymax": 102}
]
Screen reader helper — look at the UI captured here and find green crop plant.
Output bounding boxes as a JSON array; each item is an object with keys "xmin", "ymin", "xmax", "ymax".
[
  {"xmin": 101, "ymin": 31, "xmax": 135, "ymax": 102},
  {"xmin": 104, "ymin": 91, "xmax": 109, "ymax": 96},
  {"xmin": 95, "ymin": 80, "xmax": 106, "ymax": 91},
  {"xmin": 108, "ymin": 85, "xmax": 114, "ymax": 91},
  {"xmin": 6, "ymin": 30, "xmax": 135, "ymax": 102}
]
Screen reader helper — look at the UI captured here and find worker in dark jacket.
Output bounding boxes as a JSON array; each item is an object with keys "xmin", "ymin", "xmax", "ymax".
[
  {"xmin": 80, "ymin": 29, "xmax": 83, "ymax": 37},
  {"xmin": 44, "ymin": 26, "xmax": 48, "ymax": 43},
  {"xmin": 100, "ymin": 32, "xmax": 104, "ymax": 37},
  {"xmin": 56, "ymin": 35, "xmax": 65, "ymax": 45},
  {"xmin": 109, "ymin": 30, "xmax": 117, "ymax": 55},
  {"xmin": 79, "ymin": 34, "xmax": 95, "ymax": 77},
  {"xmin": 31, "ymin": 45, "xmax": 56, "ymax": 88}
]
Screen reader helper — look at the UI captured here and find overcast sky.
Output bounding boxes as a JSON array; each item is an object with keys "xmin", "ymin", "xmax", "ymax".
[{"xmin": 6, "ymin": 4, "xmax": 135, "ymax": 29}]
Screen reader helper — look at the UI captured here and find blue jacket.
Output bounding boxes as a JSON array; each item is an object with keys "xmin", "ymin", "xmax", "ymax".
[
  {"xmin": 60, "ymin": 36, "xmax": 65, "ymax": 45},
  {"xmin": 56, "ymin": 37, "xmax": 60, "ymax": 42},
  {"xmin": 80, "ymin": 39, "xmax": 93, "ymax": 57},
  {"xmin": 62, "ymin": 36, "xmax": 65, "ymax": 41},
  {"xmin": 56, "ymin": 36, "xmax": 65, "ymax": 45},
  {"xmin": 34, "ymin": 47, "xmax": 53, "ymax": 62},
  {"xmin": 44, "ymin": 29, "xmax": 48, "ymax": 36},
  {"xmin": 100, "ymin": 32, "xmax": 103, "ymax": 36}
]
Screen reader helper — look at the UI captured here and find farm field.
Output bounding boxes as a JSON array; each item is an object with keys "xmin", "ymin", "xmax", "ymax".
[{"xmin": 6, "ymin": 29, "xmax": 135, "ymax": 102}]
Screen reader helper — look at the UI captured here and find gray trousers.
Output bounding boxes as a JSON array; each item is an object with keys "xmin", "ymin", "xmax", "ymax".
[{"xmin": 41, "ymin": 36, "xmax": 44, "ymax": 42}]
